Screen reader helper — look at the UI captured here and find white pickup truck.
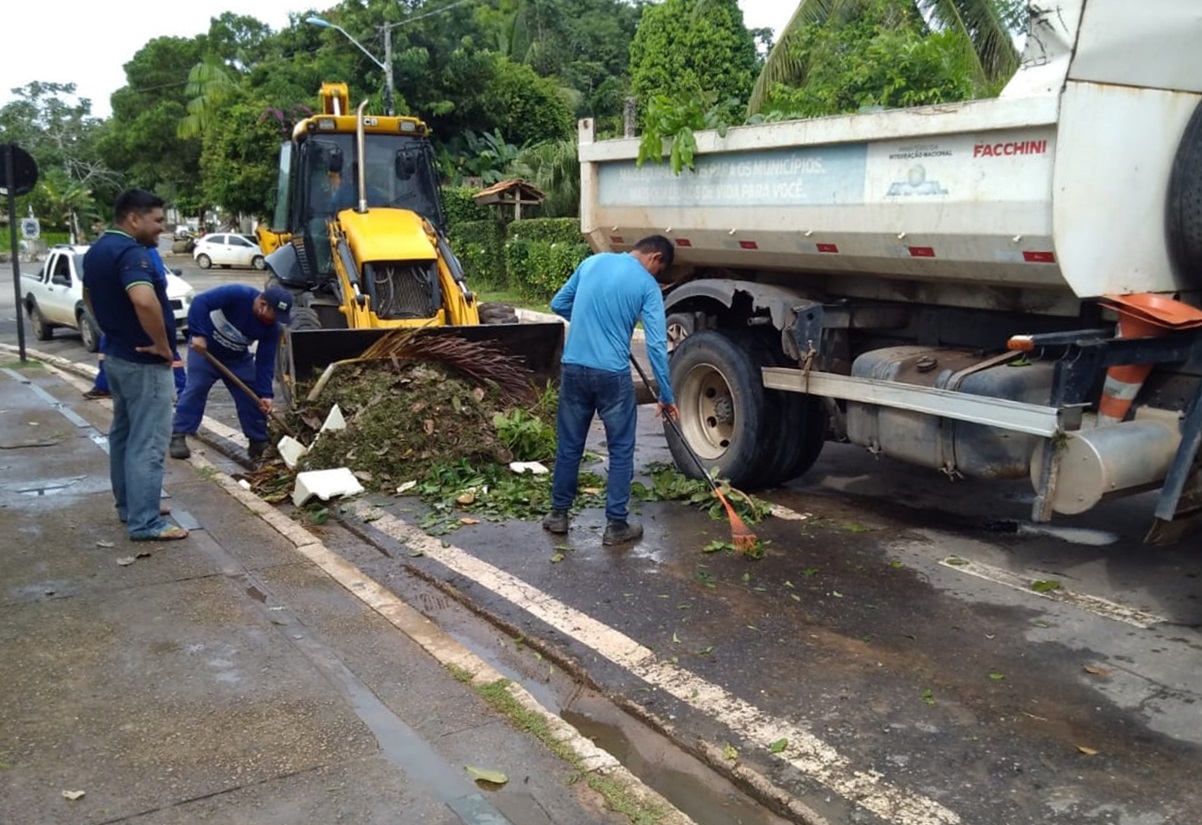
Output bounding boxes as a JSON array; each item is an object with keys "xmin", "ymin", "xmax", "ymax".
[
  {"xmin": 21, "ymin": 244, "xmax": 194, "ymax": 352},
  {"xmin": 579, "ymin": 0, "xmax": 1202, "ymax": 543}
]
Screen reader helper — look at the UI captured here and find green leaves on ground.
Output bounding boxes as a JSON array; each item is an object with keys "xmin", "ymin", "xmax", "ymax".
[
  {"xmin": 465, "ymin": 766, "xmax": 508, "ymax": 786},
  {"xmin": 632, "ymin": 462, "xmax": 771, "ymax": 524},
  {"xmin": 1031, "ymin": 580, "xmax": 1062, "ymax": 593}
]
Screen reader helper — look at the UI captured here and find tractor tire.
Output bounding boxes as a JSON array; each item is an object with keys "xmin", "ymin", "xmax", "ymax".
[{"xmin": 479, "ymin": 302, "xmax": 519, "ymax": 325}]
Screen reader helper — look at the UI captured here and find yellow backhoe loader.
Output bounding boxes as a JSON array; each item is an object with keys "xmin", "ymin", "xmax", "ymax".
[{"xmin": 261, "ymin": 83, "xmax": 562, "ymax": 402}]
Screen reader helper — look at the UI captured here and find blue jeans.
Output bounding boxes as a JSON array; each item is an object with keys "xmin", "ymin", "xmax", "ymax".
[
  {"xmin": 172, "ymin": 350, "xmax": 268, "ymax": 442},
  {"xmin": 551, "ymin": 364, "xmax": 637, "ymax": 522},
  {"xmin": 94, "ymin": 335, "xmax": 186, "ymax": 395},
  {"xmin": 105, "ymin": 355, "xmax": 174, "ymax": 538}
]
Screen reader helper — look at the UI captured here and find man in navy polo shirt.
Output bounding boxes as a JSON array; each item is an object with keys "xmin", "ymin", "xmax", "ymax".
[{"xmin": 83, "ymin": 189, "xmax": 187, "ymax": 542}]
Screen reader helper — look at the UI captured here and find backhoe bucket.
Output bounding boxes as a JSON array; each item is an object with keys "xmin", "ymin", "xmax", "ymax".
[{"xmin": 278, "ymin": 322, "xmax": 564, "ymax": 404}]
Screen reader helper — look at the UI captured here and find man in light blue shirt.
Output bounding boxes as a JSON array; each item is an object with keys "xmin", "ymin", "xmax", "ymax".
[{"xmin": 543, "ymin": 235, "xmax": 679, "ymax": 545}]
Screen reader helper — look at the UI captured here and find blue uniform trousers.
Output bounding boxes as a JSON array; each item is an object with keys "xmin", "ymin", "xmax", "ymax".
[{"xmin": 172, "ymin": 348, "xmax": 268, "ymax": 442}]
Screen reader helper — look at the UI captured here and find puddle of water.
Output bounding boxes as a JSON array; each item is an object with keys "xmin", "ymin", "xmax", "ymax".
[
  {"xmin": 1016, "ymin": 523, "xmax": 1120, "ymax": 546},
  {"xmin": 562, "ymin": 695, "xmax": 792, "ymax": 825}
]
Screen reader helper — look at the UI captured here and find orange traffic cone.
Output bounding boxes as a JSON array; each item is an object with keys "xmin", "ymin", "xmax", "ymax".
[{"xmin": 1096, "ymin": 294, "xmax": 1202, "ymax": 425}]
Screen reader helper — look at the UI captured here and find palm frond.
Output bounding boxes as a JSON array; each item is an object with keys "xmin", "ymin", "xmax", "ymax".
[
  {"xmin": 916, "ymin": 0, "xmax": 1022, "ymax": 83},
  {"xmin": 747, "ymin": 0, "xmax": 853, "ymax": 116}
]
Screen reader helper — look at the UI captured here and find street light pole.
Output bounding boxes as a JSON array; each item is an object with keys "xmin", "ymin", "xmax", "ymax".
[
  {"xmin": 306, "ymin": 16, "xmax": 394, "ymax": 115},
  {"xmin": 383, "ymin": 26, "xmax": 395, "ymax": 118},
  {"xmin": 307, "ymin": 2, "xmax": 475, "ymax": 116}
]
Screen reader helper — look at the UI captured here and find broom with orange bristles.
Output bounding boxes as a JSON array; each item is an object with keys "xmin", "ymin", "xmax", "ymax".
[{"xmin": 630, "ymin": 356, "xmax": 758, "ymax": 552}]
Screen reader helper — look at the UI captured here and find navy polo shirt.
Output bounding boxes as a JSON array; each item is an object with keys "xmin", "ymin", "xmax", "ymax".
[{"xmin": 83, "ymin": 230, "xmax": 175, "ymax": 364}]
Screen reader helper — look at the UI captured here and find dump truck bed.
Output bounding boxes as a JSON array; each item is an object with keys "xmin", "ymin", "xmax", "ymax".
[{"xmin": 579, "ymin": 0, "xmax": 1202, "ymax": 312}]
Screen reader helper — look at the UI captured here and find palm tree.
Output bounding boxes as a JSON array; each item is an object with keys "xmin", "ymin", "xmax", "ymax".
[
  {"xmin": 510, "ymin": 138, "xmax": 580, "ymax": 218},
  {"xmin": 177, "ymin": 60, "xmax": 239, "ymax": 140},
  {"xmin": 747, "ymin": 0, "xmax": 1026, "ymax": 115}
]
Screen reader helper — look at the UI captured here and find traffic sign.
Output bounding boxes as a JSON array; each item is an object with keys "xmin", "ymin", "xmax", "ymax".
[
  {"xmin": 20, "ymin": 217, "xmax": 39, "ymax": 240},
  {"xmin": 0, "ymin": 143, "xmax": 38, "ymax": 196}
]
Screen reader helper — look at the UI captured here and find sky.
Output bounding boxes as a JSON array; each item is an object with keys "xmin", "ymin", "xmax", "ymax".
[{"xmin": 0, "ymin": 0, "xmax": 793, "ymax": 119}]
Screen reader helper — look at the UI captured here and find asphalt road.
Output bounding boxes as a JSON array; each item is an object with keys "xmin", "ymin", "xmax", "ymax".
[{"xmin": 3, "ymin": 242, "xmax": 1201, "ymax": 824}]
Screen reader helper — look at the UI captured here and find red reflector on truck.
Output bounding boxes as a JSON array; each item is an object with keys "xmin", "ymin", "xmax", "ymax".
[
  {"xmin": 908, "ymin": 246, "xmax": 936, "ymax": 258},
  {"xmin": 1023, "ymin": 251, "xmax": 1056, "ymax": 263},
  {"xmin": 739, "ymin": 240, "xmax": 759, "ymax": 250},
  {"xmin": 817, "ymin": 243, "xmax": 839, "ymax": 253},
  {"xmin": 676, "ymin": 239, "xmax": 692, "ymax": 247}
]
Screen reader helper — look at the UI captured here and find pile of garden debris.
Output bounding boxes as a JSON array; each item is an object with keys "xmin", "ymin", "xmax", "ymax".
[
  {"xmin": 244, "ymin": 329, "xmax": 770, "ymax": 538},
  {"xmin": 247, "ymin": 333, "xmax": 557, "ymax": 506}
]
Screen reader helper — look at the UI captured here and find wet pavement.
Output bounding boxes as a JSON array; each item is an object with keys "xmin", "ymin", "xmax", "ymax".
[
  {"xmin": 5, "ymin": 268, "xmax": 1202, "ymax": 825},
  {"xmin": 0, "ymin": 357, "xmax": 683, "ymax": 825}
]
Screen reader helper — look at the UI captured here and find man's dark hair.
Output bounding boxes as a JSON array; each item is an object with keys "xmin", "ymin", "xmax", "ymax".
[
  {"xmin": 114, "ymin": 188, "xmax": 165, "ymax": 222},
  {"xmin": 633, "ymin": 234, "xmax": 674, "ymax": 269}
]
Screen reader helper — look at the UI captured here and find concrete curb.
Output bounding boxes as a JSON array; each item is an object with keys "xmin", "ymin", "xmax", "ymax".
[{"xmin": 3, "ymin": 342, "xmax": 696, "ymax": 825}]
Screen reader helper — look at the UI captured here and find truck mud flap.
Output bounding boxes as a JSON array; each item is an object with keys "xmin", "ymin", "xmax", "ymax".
[{"xmin": 284, "ymin": 322, "xmax": 564, "ymax": 390}]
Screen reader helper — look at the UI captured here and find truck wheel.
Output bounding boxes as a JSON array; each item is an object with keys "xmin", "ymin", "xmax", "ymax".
[
  {"xmin": 28, "ymin": 301, "xmax": 53, "ymax": 341},
  {"xmin": 665, "ymin": 330, "xmax": 775, "ymax": 489},
  {"xmin": 666, "ymin": 312, "xmax": 695, "ymax": 353},
  {"xmin": 479, "ymin": 302, "xmax": 519, "ymax": 324},
  {"xmin": 196, "ymin": 254, "xmax": 212, "ymax": 269},
  {"xmin": 1168, "ymin": 101, "xmax": 1202, "ymax": 277},
  {"xmin": 78, "ymin": 309, "xmax": 101, "ymax": 353},
  {"xmin": 751, "ymin": 339, "xmax": 828, "ymax": 486}
]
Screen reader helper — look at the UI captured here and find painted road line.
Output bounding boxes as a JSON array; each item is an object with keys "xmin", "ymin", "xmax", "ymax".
[
  {"xmin": 354, "ymin": 501, "xmax": 961, "ymax": 825},
  {"xmin": 938, "ymin": 557, "xmax": 1166, "ymax": 629}
]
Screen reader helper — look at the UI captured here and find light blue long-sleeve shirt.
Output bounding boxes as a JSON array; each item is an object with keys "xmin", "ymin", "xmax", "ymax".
[{"xmin": 550, "ymin": 252, "xmax": 674, "ymax": 404}]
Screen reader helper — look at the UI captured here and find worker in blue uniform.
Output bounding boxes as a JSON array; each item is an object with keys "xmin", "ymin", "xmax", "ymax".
[{"xmin": 169, "ymin": 284, "xmax": 292, "ymax": 461}]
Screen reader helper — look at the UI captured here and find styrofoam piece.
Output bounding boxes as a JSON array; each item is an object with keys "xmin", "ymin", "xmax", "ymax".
[
  {"xmin": 277, "ymin": 435, "xmax": 309, "ymax": 470},
  {"xmin": 509, "ymin": 461, "xmax": 550, "ymax": 475},
  {"xmin": 320, "ymin": 404, "xmax": 346, "ymax": 434},
  {"xmin": 292, "ymin": 467, "xmax": 364, "ymax": 507}
]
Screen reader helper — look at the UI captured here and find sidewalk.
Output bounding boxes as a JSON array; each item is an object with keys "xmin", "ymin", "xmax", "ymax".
[{"xmin": 0, "ymin": 358, "xmax": 686, "ymax": 825}]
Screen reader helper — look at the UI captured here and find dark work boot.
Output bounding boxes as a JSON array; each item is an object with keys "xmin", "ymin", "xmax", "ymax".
[
  {"xmin": 248, "ymin": 440, "xmax": 270, "ymax": 461},
  {"xmin": 541, "ymin": 509, "xmax": 570, "ymax": 534},
  {"xmin": 169, "ymin": 432, "xmax": 191, "ymax": 459},
  {"xmin": 602, "ymin": 519, "xmax": 643, "ymax": 546}
]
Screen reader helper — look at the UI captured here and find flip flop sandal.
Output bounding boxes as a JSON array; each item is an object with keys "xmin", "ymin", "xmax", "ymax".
[{"xmin": 131, "ymin": 525, "xmax": 189, "ymax": 542}]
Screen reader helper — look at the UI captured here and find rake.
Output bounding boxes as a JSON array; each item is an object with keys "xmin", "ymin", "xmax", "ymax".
[{"xmin": 629, "ymin": 356, "xmax": 758, "ymax": 553}]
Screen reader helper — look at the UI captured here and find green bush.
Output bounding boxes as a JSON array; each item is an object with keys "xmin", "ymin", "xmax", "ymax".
[
  {"xmin": 504, "ymin": 237, "xmax": 591, "ymax": 302},
  {"xmin": 450, "ymin": 219, "xmax": 506, "ymax": 288},
  {"xmin": 442, "ymin": 187, "xmax": 491, "ymax": 229},
  {"xmin": 506, "ymin": 217, "xmax": 583, "ymax": 246}
]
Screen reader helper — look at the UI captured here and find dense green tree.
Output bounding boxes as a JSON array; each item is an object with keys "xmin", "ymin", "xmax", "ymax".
[
  {"xmin": 629, "ymin": 0, "xmax": 758, "ymax": 123},
  {"xmin": 757, "ymin": 0, "xmax": 981, "ymax": 118},
  {"xmin": 0, "ymin": 82, "xmax": 114, "ymax": 235},
  {"xmin": 750, "ymin": 0, "xmax": 1024, "ymax": 114},
  {"xmin": 99, "ymin": 36, "xmax": 207, "ymax": 210},
  {"xmin": 199, "ymin": 95, "xmax": 284, "ymax": 220}
]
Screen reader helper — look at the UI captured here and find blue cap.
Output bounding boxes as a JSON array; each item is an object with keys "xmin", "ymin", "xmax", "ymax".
[{"xmin": 261, "ymin": 286, "xmax": 294, "ymax": 325}]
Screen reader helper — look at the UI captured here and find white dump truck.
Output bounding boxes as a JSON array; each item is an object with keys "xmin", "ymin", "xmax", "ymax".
[{"xmin": 578, "ymin": 0, "xmax": 1202, "ymax": 543}]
